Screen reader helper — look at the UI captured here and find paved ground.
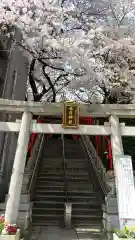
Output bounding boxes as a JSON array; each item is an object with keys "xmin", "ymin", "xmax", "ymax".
[{"xmin": 31, "ymin": 226, "xmax": 107, "ymax": 240}]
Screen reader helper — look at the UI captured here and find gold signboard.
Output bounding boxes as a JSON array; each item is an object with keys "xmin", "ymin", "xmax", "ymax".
[{"xmin": 62, "ymin": 101, "xmax": 79, "ymax": 129}]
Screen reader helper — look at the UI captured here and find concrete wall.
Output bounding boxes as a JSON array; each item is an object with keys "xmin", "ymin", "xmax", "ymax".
[
  {"xmin": 102, "ymin": 177, "xmax": 119, "ymax": 234},
  {"xmin": 0, "ymin": 29, "xmax": 29, "ymax": 201},
  {"xmin": 102, "ymin": 196, "xmax": 119, "ymax": 231}
]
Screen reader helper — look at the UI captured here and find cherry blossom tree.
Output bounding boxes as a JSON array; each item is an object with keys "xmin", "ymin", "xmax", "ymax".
[{"xmin": 0, "ymin": 0, "xmax": 135, "ymax": 103}]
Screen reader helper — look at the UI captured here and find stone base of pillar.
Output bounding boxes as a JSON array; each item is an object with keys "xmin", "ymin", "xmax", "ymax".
[
  {"xmin": 0, "ymin": 194, "xmax": 33, "ymax": 237},
  {"xmin": 102, "ymin": 195, "xmax": 119, "ymax": 235},
  {"xmin": 0, "ymin": 229, "xmax": 20, "ymax": 240}
]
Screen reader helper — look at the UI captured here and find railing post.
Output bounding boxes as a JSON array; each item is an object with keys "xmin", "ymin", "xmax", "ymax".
[
  {"xmin": 109, "ymin": 115, "xmax": 124, "ymax": 161},
  {"xmin": 5, "ymin": 111, "xmax": 32, "ymax": 224},
  {"xmin": 64, "ymin": 203, "xmax": 72, "ymax": 228}
]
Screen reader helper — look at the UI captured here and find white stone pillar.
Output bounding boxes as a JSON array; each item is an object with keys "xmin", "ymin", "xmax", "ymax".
[
  {"xmin": 5, "ymin": 111, "xmax": 32, "ymax": 224},
  {"xmin": 109, "ymin": 115, "xmax": 124, "ymax": 162}
]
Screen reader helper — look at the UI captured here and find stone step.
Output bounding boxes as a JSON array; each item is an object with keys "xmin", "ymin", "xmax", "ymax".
[
  {"xmin": 33, "ymin": 200, "xmax": 101, "ymax": 206},
  {"xmin": 72, "ymin": 214, "xmax": 102, "ymax": 219},
  {"xmin": 32, "ymin": 208, "xmax": 102, "ymax": 215},
  {"xmin": 38, "ymin": 172, "xmax": 89, "ymax": 177},
  {"xmin": 40, "ymin": 169, "xmax": 88, "ymax": 174},
  {"xmin": 71, "ymin": 221, "xmax": 103, "ymax": 229},
  {"xmin": 35, "ymin": 190, "xmax": 95, "ymax": 197},
  {"xmin": 32, "ymin": 137, "xmax": 103, "ymax": 228},
  {"xmin": 35, "ymin": 196, "xmax": 99, "ymax": 204},
  {"xmin": 36, "ymin": 179, "xmax": 91, "ymax": 185},
  {"xmin": 32, "ymin": 218, "xmax": 102, "ymax": 227},
  {"xmin": 32, "ymin": 219, "xmax": 64, "ymax": 226},
  {"xmin": 33, "ymin": 201, "xmax": 64, "ymax": 208},
  {"xmin": 41, "ymin": 162, "xmax": 86, "ymax": 168},
  {"xmin": 32, "ymin": 213, "xmax": 102, "ymax": 219},
  {"xmin": 33, "ymin": 213, "xmax": 64, "ymax": 218},
  {"xmin": 35, "ymin": 183, "xmax": 93, "ymax": 189},
  {"xmin": 36, "ymin": 181, "xmax": 65, "ymax": 186},
  {"xmin": 40, "ymin": 158, "xmax": 87, "ymax": 163},
  {"xmin": 33, "ymin": 208, "xmax": 64, "ymax": 215},
  {"xmin": 72, "ymin": 209, "xmax": 102, "ymax": 215},
  {"xmin": 36, "ymin": 176, "xmax": 90, "ymax": 180},
  {"xmin": 35, "ymin": 189, "xmax": 94, "ymax": 194}
]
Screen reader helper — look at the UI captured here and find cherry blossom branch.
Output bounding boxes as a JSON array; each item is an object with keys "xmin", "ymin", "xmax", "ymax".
[
  {"xmin": 42, "ymin": 65, "xmax": 56, "ymax": 102},
  {"xmin": 29, "ymin": 58, "xmax": 48, "ymax": 101}
]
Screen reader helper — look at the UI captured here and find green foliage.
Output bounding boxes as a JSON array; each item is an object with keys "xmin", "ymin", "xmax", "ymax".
[
  {"xmin": 114, "ymin": 226, "xmax": 135, "ymax": 238},
  {"xmin": 0, "ymin": 222, "xmax": 4, "ymax": 234}
]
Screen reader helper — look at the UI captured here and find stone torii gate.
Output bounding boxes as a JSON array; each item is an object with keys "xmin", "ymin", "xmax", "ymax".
[{"xmin": 0, "ymin": 98, "xmax": 135, "ymax": 228}]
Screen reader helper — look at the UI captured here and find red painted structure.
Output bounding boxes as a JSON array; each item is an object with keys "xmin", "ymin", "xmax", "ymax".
[
  {"xmin": 27, "ymin": 116, "xmax": 113, "ymax": 170},
  {"xmin": 27, "ymin": 117, "xmax": 41, "ymax": 156}
]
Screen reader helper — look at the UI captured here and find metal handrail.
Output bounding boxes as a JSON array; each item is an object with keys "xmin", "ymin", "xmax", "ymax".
[
  {"xmin": 80, "ymin": 135, "xmax": 109, "ymax": 196},
  {"xmin": 28, "ymin": 134, "xmax": 45, "ymax": 197}
]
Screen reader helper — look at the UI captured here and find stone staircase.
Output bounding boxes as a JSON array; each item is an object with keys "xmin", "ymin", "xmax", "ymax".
[{"xmin": 32, "ymin": 136, "xmax": 104, "ymax": 230}]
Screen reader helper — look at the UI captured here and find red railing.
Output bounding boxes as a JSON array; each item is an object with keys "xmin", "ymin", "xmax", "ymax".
[
  {"xmin": 73, "ymin": 116, "xmax": 113, "ymax": 169},
  {"xmin": 27, "ymin": 117, "xmax": 41, "ymax": 157},
  {"xmin": 27, "ymin": 116, "xmax": 113, "ymax": 169}
]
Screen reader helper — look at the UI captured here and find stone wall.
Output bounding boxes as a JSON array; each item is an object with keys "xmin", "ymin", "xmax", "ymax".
[
  {"xmin": 102, "ymin": 195, "xmax": 119, "ymax": 231},
  {"xmin": 102, "ymin": 173, "xmax": 119, "ymax": 235}
]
